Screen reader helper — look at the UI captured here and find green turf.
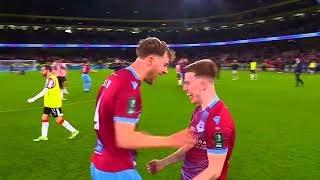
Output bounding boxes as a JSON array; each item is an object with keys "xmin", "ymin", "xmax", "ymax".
[{"xmin": 0, "ymin": 69, "xmax": 319, "ymax": 180}]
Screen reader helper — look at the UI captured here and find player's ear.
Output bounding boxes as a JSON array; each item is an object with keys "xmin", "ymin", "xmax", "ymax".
[
  {"xmin": 200, "ymin": 79, "xmax": 210, "ymax": 90},
  {"xmin": 145, "ymin": 55, "xmax": 156, "ymax": 66}
]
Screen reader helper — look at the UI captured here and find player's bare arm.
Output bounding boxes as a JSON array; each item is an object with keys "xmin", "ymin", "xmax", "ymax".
[
  {"xmin": 115, "ymin": 121, "xmax": 196, "ymax": 149},
  {"xmin": 147, "ymin": 144, "xmax": 193, "ymax": 175},
  {"xmin": 193, "ymin": 153, "xmax": 227, "ymax": 180}
]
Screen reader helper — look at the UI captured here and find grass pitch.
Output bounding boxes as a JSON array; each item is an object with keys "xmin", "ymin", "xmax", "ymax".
[{"xmin": 0, "ymin": 69, "xmax": 319, "ymax": 180}]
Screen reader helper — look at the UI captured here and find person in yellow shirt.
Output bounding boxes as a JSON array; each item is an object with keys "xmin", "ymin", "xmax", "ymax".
[
  {"xmin": 250, "ymin": 60, "xmax": 258, "ymax": 80},
  {"xmin": 309, "ymin": 61, "xmax": 316, "ymax": 74},
  {"xmin": 27, "ymin": 65, "xmax": 79, "ymax": 142}
]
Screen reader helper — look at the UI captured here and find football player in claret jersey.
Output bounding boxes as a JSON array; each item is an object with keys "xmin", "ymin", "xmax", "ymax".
[
  {"xmin": 180, "ymin": 58, "xmax": 189, "ymax": 85},
  {"xmin": 82, "ymin": 62, "xmax": 92, "ymax": 92},
  {"xmin": 147, "ymin": 59, "xmax": 236, "ymax": 180},
  {"xmin": 90, "ymin": 37, "xmax": 197, "ymax": 180},
  {"xmin": 27, "ymin": 65, "xmax": 79, "ymax": 142}
]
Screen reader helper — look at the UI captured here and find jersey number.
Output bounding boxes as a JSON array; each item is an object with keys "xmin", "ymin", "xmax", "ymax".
[
  {"xmin": 93, "ymin": 93, "xmax": 104, "ymax": 130},
  {"xmin": 56, "ymin": 109, "xmax": 63, "ymax": 117}
]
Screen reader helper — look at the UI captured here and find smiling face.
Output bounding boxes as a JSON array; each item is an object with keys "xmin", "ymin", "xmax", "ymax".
[
  {"xmin": 143, "ymin": 52, "xmax": 170, "ymax": 85},
  {"xmin": 135, "ymin": 37, "xmax": 175, "ymax": 85},
  {"xmin": 183, "ymin": 72, "xmax": 204, "ymax": 105},
  {"xmin": 183, "ymin": 59, "xmax": 218, "ymax": 104}
]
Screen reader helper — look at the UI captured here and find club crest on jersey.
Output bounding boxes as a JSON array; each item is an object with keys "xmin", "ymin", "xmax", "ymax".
[
  {"xmin": 127, "ymin": 97, "xmax": 136, "ymax": 115},
  {"xmin": 214, "ymin": 132, "xmax": 224, "ymax": 148},
  {"xmin": 196, "ymin": 121, "xmax": 205, "ymax": 133}
]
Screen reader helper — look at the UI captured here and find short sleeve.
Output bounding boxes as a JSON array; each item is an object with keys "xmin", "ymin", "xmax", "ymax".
[
  {"xmin": 206, "ymin": 112, "xmax": 232, "ymax": 155},
  {"xmin": 113, "ymin": 81, "xmax": 141, "ymax": 124},
  {"xmin": 45, "ymin": 78, "xmax": 56, "ymax": 89}
]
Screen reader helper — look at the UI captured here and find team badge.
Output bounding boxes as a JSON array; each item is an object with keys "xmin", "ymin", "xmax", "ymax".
[
  {"xmin": 127, "ymin": 97, "xmax": 136, "ymax": 115},
  {"xmin": 196, "ymin": 121, "xmax": 205, "ymax": 132},
  {"xmin": 214, "ymin": 132, "xmax": 224, "ymax": 148}
]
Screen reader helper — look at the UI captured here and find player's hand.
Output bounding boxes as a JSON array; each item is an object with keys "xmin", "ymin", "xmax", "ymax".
[
  {"xmin": 168, "ymin": 128, "xmax": 198, "ymax": 148},
  {"xmin": 147, "ymin": 159, "xmax": 165, "ymax": 175},
  {"xmin": 27, "ymin": 98, "xmax": 35, "ymax": 103}
]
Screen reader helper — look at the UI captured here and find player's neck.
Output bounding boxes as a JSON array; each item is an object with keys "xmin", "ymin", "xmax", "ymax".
[
  {"xmin": 129, "ymin": 60, "xmax": 146, "ymax": 81},
  {"xmin": 200, "ymin": 89, "xmax": 218, "ymax": 110}
]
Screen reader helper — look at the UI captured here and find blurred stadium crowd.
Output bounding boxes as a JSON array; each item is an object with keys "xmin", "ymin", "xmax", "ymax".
[{"xmin": 1, "ymin": 39, "xmax": 319, "ymax": 73}]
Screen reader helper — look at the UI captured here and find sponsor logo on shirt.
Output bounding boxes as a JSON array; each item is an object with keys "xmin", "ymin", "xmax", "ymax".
[
  {"xmin": 213, "ymin": 116, "xmax": 221, "ymax": 125},
  {"xmin": 131, "ymin": 81, "xmax": 138, "ymax": 90},
  {"xmin": 195, "ymin": 139, "xmax": 207, "ymax": 150}
]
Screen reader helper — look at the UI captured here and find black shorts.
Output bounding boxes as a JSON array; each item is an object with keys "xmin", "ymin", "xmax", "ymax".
[
  {"xmin": 250, "ymin": 70, "xmax": 256, "ymax": 73},
  {"xmin": 57, "ymin": 77, "xmax": 67, "ymax": 88},
  {"xmin": 43, "ymin": 107, "xmax": 63, "ymax": 117},
  {"xmin": 177, "ymin": 73, "xmax": 181, "ymax": 78},
  {"xmin": 180, "ymin": 72, "xmax": 186, "ymax": 80}
]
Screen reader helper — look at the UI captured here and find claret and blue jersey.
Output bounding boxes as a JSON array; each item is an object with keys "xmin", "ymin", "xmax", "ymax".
[
  {"xmin": 91, "ymin": 67, "xmax": 142, "ymax": 176},
  {"xmin": 182, "ymin": 97, "xmax": 236, "ymax": 180}
]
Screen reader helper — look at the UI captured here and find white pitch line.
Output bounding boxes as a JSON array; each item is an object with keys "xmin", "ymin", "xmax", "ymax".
[{"xmin": 0, "ymin": 99, "xmax": 95, "ymax": 113}]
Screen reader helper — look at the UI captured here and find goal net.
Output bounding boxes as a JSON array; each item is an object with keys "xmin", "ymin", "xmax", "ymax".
[{"xmin": 0, "ymin": 59, "xmax": 37, "ymax": 72}]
